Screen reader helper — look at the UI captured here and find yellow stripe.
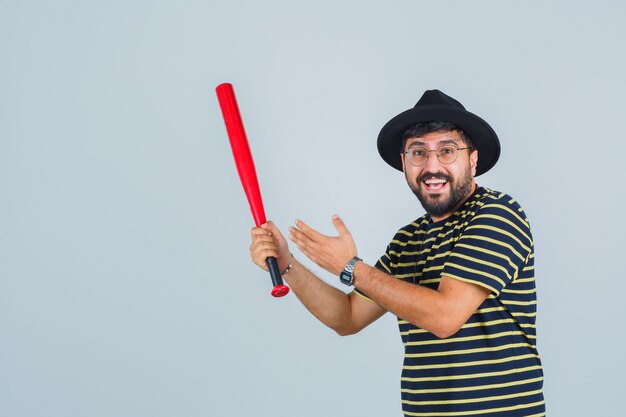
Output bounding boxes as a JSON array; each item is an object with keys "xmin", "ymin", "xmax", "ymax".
[
  {"xmin": 445, "ymin": 262, "xmax": 506, "ymax": 287},
  {"xmin": 401, "ymin": 318, "xmax": 516, "ymax": 336},
  {"xmin": 389, "ymin": 250, "xmax": 420, "ymax": 257},
  {"xmin": 395, "ymin": 272, "xmax": 419, "ymax": 279},
  {"xmin": 481, "ymin": 203, "xmax": 530, "ymax": 229},
  {"xmin": 406, "ymin": 331, "xmax": 525, "ymax": 347},
  {"xmin": 502, "ymin": 288, "xmax": 536, "ymax": 295},
  {"xmin": 448, "ymin": 252, "xmax": 514, "ymax": 282},
  {"xmin": 352, "ymin": 290, "xmax": 372, "ymax": 302},
  {"xmin": 453, "ymin": 243, "xmax": 520, "ymax": 273},
  {"xmin": 419, "ymin": 278, "xmax": 441, "ymax": 285},
  {"xmin": 402, "ymin": 388, "xmax": 543, "ymax": 406},
  {"xmin": 429, "ymin": 235, "xmax": 460, "ymax": 252},
  {"xmin": 473, "ymin": 212, "xmax": 531, "ymax": 244},
  {"xmin": 401, "ymin": 365, "xmax": 543, "ymax": 382},
  {"xmin": 464, "ymin": 224, "xmax": 532, "ymax": 254},
  {"xmin": 422, "ymin": 264, "xmax": 445, "ymax": 273},
  {"xmin": 404, "ymin": 342, "xmax": 537, "ymax": 358},
  {"xmin": 403, "ymin": 400, "xmax": 545, "ymax": 416},
  {"xmin": 443, "ymin": 269, "xmax": 502, "ymax": 294},
  {"xmin": 402, "ymin": 353, "xmax": 539, "ymax": 371},
  {"xmin": 476, "ymin": 306, "xmax": 506, "ymax": 314},
  {"xmin": 379, "ymin": 260, "xmax": 391, "ymax": 274},
  {"xmin": 512, "ymin": 312, "xmax": 537, "ymax": 318},
  {"xmin": 391, "ymin": 247, "xmax": 452, "ymax": 261},
  {"xmin": 401, "ymin": 376, "xmax": 544, "ymax": 394},
  {"xmin": 391, "ymin": 239, "xmax": 425, "ymax": 247},
  {"xmin": 458, "ymin": 234, "xmax": 526, "ymax": 262},
  {"xmin": 502, "ymin": 299, "xmax": 537, "ymax": 307},
  {"xmin": 463, "ymin": 318, "xmax": 516, "ymax": 330},
  {"xmin": 425, "ymin": 250, "xmax": 454, "ymax": 263}
]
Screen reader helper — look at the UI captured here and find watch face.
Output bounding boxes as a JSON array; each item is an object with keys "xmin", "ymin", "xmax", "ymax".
[
  {"xmin": 340, "ymin": 257, "xmax": 360, "ymax": 286},
  {"xmin": 340, "ymin": 271, "xmax": 352, "ymax": 286}
]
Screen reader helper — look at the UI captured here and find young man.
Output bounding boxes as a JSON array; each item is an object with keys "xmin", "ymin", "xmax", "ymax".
[{"xmin": 250, "ymin": 90, "xmax": 545, "ymax": 416}]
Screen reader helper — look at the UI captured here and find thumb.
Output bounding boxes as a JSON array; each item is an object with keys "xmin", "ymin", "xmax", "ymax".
[{"xmin": 332, "ymin": 215, "xmax": 351, "ymax": 237}]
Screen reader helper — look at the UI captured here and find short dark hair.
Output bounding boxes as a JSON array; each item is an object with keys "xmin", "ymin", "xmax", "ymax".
[{"xmin": 401, "ymin": 121, "xmax": 475, "ymax": 150}]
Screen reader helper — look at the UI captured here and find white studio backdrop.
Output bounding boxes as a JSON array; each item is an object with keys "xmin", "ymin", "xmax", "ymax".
[{"xmin": 1, "ymin": 1, "xmax": 625, "ymax": 416}]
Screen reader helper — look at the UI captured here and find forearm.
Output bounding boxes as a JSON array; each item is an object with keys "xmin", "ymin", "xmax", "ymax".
[
  {"xmin": 282, "ymin": 259, "xmax": 355, "ymax": 334},
  {"xmin": 352, "ymin": 262, "xmax": 455, "ymax": 338}
]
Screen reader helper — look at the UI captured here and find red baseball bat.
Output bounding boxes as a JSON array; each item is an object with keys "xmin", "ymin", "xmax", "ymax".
[{"xmin": 216, "ymin": 83, "xmax": 290, "ymax": 298}]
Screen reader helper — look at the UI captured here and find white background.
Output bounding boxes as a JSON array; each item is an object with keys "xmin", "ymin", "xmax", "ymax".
[{"xmin": 1, "ymin": 1, "xmax": 624, "ymax": 416}]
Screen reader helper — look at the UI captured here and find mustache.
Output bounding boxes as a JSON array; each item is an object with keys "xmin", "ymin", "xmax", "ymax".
[{"xmin": 418, "ymin": 172, "xmax": 453, "ymax": 183}]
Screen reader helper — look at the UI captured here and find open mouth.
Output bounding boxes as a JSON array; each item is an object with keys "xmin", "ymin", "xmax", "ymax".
[{"xmin": 422, "ymin": 178, "xmax": 448, "ymax": 192}]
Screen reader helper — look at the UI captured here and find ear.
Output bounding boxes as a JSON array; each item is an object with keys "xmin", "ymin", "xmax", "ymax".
[
  {"xmin": 470, "ymin": 149, "xmax": 478, "ymax": 177},
  {"xmin": 401, "ymin": 152, "xmax": 406, "ymax": 173}
]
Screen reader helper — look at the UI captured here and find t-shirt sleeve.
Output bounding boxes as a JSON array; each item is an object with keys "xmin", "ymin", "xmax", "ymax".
[
  {"xmin": 375, "ymin": 242, "xmax": 397, "ymax": 276},
  {"xmin": 442, "ymin": 200, "xmax": 533, "ymax": 296}
]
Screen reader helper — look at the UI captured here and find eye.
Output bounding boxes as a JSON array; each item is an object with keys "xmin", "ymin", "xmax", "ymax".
[
  {"xmin": 439, "ymin": 146, "xmax": 456, "ymax": 155},
  {"xmin": 409, "ymin": 148, "xmax": 427, "ymax": 157}
]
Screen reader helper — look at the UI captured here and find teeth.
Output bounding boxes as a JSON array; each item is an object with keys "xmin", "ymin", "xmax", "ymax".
[{"xmin": 425, "ymin": 179, "xmax": 446, "ymax": 184}]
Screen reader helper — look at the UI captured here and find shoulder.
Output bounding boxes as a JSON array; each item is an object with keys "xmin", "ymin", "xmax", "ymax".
[
  {"xmin": 462, "ymin": 187, "xmax": 534, "ymax": 252},
  {"xmin": 472, "ymin": 187, "xmax": 531, "ymax": 227}
]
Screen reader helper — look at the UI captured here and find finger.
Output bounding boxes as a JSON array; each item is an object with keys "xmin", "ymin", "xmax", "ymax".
[
  {"xmin": 332, "ymin": 215, "xmax": 351, "ymax": 237},
  {"xmin": 252, "ymin": 246, "xmax": 280, "ymax": 260},
  {"xmin": 288, "ymin": 226, "xmax": 312, "ymax": 246},
  {"xmin": 251, "ymin": 226, "xmax": 273, "ymax": 238},
  {"xmin": 250, "ymin": 233, "xmax": 276, "ymax": 248},
  {"xmin": 251, "ymin": 242, "xmax": 280, "ymax": 260},
  {"xmin": 261, "ymin": 221, "xmax": 287, "ymax": 240},
  {"xmin": 288, "ymin": 228, "xmax": 316, "ymax": 254},
  {"xmin": 291, "ymin": 240, "xmax": 317, "ymax": 264},
  {"xmin": 294, "ymin": 219, "xmax": 326, "ymax": 241},
  {"xmin": 250, "ymin": 238, "xmax": 279, "ymax": 252}
]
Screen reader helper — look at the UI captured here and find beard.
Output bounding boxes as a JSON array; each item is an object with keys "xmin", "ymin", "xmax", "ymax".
[{"xmin": 406, "ymin": 169, "xmax": 474, "ymax": 218}]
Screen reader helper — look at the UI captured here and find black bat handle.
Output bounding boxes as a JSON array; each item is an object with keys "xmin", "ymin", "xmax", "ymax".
[{"xmin": 266, "ymin": 256, "xmax": 290, "ymax": 297}]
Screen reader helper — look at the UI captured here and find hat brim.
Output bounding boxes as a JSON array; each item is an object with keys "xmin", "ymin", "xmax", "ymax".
[{"xmin": 377, "ymin": 105, "xmax": 500, "ymax": 176}]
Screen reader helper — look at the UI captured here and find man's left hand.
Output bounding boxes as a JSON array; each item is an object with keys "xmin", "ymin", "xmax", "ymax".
[{"xmin": 289, "ymin": 215, "xmax": 357, "ymax": 276}]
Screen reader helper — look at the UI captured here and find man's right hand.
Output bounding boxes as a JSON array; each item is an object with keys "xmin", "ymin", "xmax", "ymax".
[{"xmin": 249, "ymin": 221, "xmax": 291, "ymax": 273}]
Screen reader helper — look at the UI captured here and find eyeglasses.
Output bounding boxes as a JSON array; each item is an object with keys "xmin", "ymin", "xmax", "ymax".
[{"xmin": 404, "ymin": 144, "xmax": 473, "ymax": 167}]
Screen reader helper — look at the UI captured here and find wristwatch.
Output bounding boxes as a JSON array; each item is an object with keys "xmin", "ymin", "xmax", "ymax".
[{"xmin": 339, "ymin": 256, "xmax": 362, "ymax": 286}]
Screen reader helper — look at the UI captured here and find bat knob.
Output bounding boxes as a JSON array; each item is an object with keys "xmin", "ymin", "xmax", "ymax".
[{"xmin": 271, "ymin": 284, "xmax": 290, "ymax": 298}]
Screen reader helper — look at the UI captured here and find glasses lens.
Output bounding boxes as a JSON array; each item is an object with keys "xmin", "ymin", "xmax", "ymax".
[
  {"xmin": 437, "ymin": 146, "xmax": 458, "ymax": 164},
  {"xmin": 408, "ymin": 147, "xmax": 428, "ymax": 166}
]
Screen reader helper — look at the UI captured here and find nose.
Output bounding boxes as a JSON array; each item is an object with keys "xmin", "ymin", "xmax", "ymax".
[{"xmin": 423, "ymin": 149, "xmax": 444, "ymax": 170}]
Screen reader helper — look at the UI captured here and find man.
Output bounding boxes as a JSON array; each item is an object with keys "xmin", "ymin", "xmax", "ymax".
[{"xmin": 250, "ymin": 90, "xmax": 545, "ymax": 416}]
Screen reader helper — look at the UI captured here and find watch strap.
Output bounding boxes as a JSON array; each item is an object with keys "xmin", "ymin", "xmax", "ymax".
[{"xmin": 339, "ymin": 256, "xmax": 362, "ymax": 286}]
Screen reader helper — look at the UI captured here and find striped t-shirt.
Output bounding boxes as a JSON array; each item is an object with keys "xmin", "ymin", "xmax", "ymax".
[{"xmin": 361, "ymin": 187, "xmax": 545, "ymax": 416}]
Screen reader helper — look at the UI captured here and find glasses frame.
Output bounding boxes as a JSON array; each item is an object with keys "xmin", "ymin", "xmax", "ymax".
[{"xmin": 403, "ymin": 144, "xmax": 473, "ymax": 167}]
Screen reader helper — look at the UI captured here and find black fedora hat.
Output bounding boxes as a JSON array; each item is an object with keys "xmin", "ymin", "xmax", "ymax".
[{"xmin": 377, "ymin": 89, "xmax": 500, "ymax": 176}]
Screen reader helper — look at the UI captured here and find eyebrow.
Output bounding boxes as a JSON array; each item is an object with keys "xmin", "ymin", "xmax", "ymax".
[{"xmin": 406, "ymin": 138, "xmax": 460, "ymax": 148}]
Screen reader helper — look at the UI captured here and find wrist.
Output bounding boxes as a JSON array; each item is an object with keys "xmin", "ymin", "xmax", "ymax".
[
  {"xmin": 278, "ymin": 252, "xmax": 294, "ymax": 273},
  {"xmin": 352, "ymin": 260, "xmax": 366, "ymax": 286},
  {"xmin": 281, "ymin": 262, "xmax": 293, "ymax": 276},
  {"xmin": 339, "ymin": 256, "xmax": 362, "ymax": 286}
]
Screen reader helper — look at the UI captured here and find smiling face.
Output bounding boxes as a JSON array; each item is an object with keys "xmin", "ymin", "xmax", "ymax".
[{"xmin": 401, "ymin": 130, "xmax": 478, "ymax": 222}]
